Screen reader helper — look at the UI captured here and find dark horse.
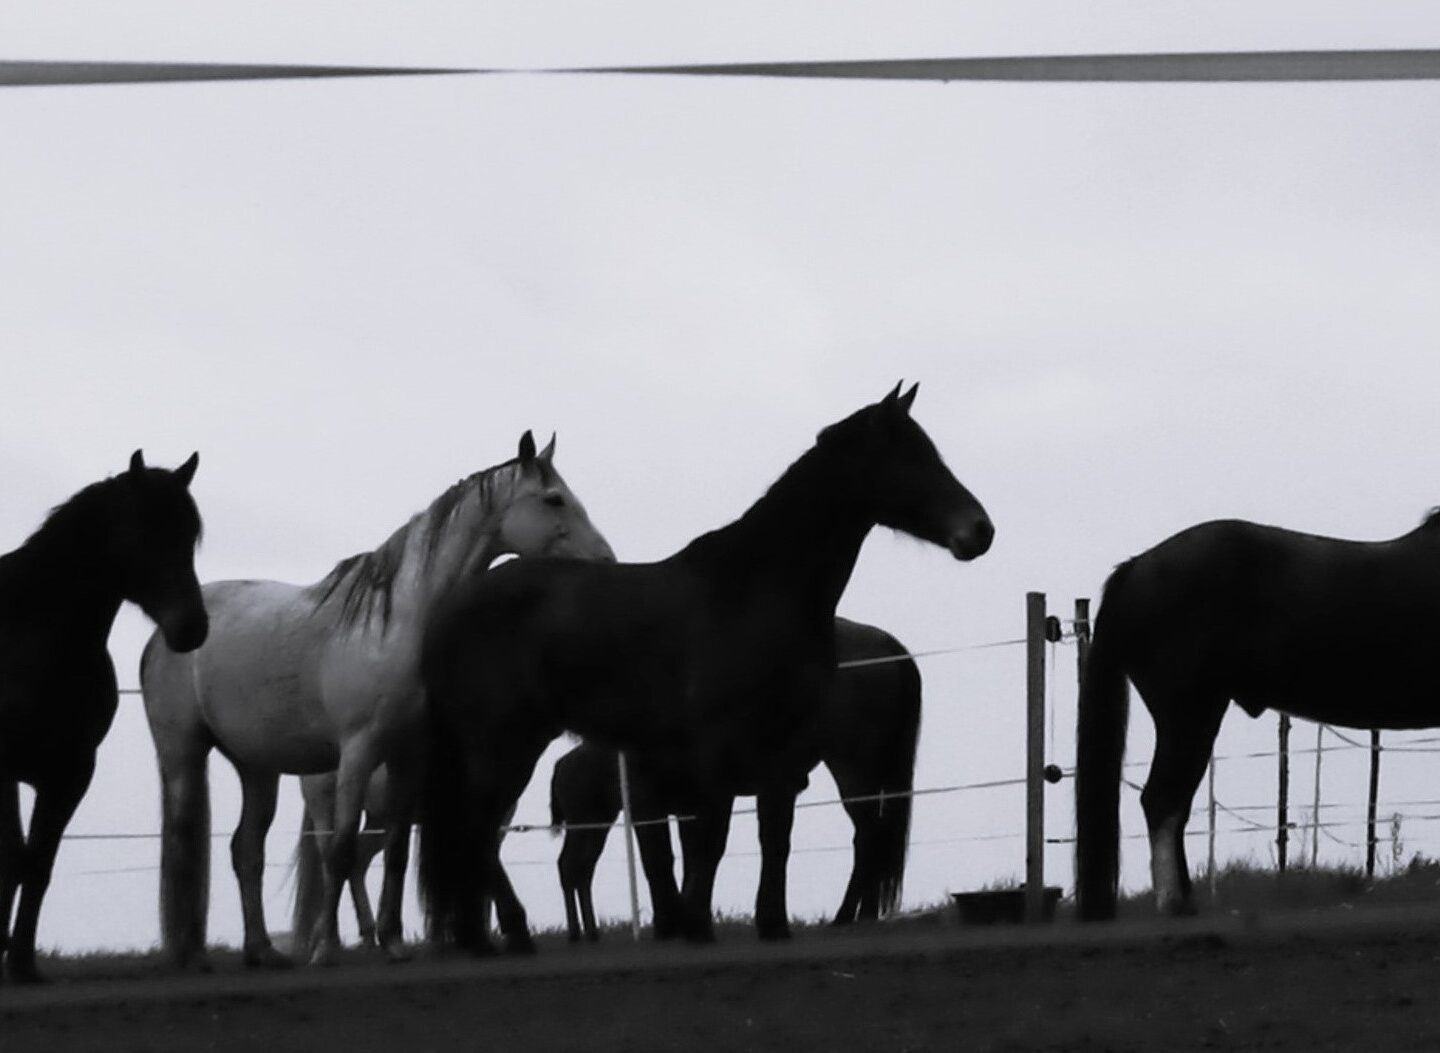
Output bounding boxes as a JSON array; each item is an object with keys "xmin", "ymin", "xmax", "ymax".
[
  {"xmin": 551, "ymin": 616, "xmax": 921, "ymax": 942},
  {"xmin": 0, "ymin": 452, "xmax": 207, "ymax": 982},
  {"xmin": 420, "ymin": 384, "xmax": 991, "ymax": 952},
  {"xmin": 1075, "ymin": 513, "xmax": 1440, "ymax": 921}
]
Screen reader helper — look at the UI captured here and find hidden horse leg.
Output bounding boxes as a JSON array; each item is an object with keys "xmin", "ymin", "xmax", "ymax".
[
  {"xmin": 1140, "ymin": 691, "xmax": 1227, "ymax": 916},
  {"xmin": 374, "ymin": 758, "xmax": 420, "ymax": 962},
  {"xmin": 755, "ymin": 787, "xmax": 799, "ymax": 940},
  {"xmin": 232, "ymin": 768, "xmax": 290, "ymax": 969}
]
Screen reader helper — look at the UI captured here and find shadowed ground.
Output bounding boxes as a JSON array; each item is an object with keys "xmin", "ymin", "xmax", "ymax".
[{"xmin": 6, "ymin": 902, "xmax": 1440, "ymax": 1051}]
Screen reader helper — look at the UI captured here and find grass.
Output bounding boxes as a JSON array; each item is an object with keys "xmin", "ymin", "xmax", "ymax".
[
  {"xmin": 29, "ymin": 857, "xmax": 1440, "ymax": 982},
  {"xmin": 1103, "ymin": 852, "xmax": 1440, "ymax": 919}
]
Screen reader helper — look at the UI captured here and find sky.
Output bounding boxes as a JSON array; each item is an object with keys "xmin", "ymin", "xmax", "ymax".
[{"xmin": 4, "ymin": 3, "xmax": 1440, "ymax": 955}]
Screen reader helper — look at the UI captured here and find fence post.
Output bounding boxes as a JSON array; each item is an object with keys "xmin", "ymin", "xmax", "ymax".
[
  {"xmin": 1207, "ymin": 757, "xmax": 1217, "ymax": 899},
  {"xmin": 1073, "ymin": 598, "xmax": 1091, "ymax": 686},
  {"xmin": 616, "ymin": 752, "xmax": 643, "ymax": 941},
  {"xmin": 1277, "ymin": 714, "xmax": 1291, "ymax": 872},
  {"xmin": 1366, "ymin": 730, "xmax": 1382, "ymax": 880},
  {"xmin": 1025, "ymin": 591, "xmax": 1047, "ymax": 922},
  {"xmin": 1311, "ymin": 724, "xmax": 1324, "ymax": 868}
]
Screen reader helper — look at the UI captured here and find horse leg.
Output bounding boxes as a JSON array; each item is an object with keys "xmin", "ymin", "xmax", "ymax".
[
  {"xmin": 487, "ymin": 852, "xmax": 537, "ymax": 956},
  {"xmin": 7, "ymin": 763, "xmax": 93, "ymax": 984},
  {"xmin": 557, "ymin": 830, "xmax": 598, "ymax": 942},
  {"xmin": 294, "ymin": 774, "xmax": 336, "ymax": 960},
  {"xmin": 676, "ymin": 794, "xmax": 733, "ymax": 943},
  {"xmin": 557, "ymin": 839, "xmax": 583, "ymax": 943},
  {"xmin": 634, "ymin": 818, "xmax": 682, "ymax": 940},
  {"xmin": 351, "ymin": 822, "xmax": 383, "ymax": 950},
  {"xmin": 309, "ymin": 743, "xmax": 380, "ymax": 966},
  {"xmin": 0, "ymin": 780, "xmax": 23, "ymax": 973},
  {"xmin": 373, "ymin": 759, "xmax": 419, "ymax": 963},
  {"xmin": 831, "ymin": 798, "xmax": 870, "ymax": 926},
  {"xmin": 629, "ymin": 763, "xmax": 682, "ymax": 939},
  {"xmin": 231, "ymin": 768, "xmax": 289, "ymax": 969},
  {"xmin": 1141, "ymin": 692, "xmax": 1227, "ymax": 916},
  {"xmin": 755, "ymin": 788, "xmax": 799, "ymax": 940},
  {"xmin": 153, "ymin": 722, "xmax": 213, "ymax": 971}
]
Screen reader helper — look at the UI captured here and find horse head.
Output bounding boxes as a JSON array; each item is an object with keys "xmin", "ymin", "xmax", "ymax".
[
  {"xmin": 818, "ymin": 383, "xmax": 993, "ymax": 561},
  {"xmin": 118, "ymin": 450, "xmax": 209, "ymax": 652},
  {"xmin": 497, "ymin": 431, "xmax": 616, "ymax": 563}
]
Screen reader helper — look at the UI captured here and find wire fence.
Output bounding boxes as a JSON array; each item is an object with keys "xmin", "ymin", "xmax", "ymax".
[{"xmin": 50, "ymin": 616, "xmax": 1440, "ymax": 913}]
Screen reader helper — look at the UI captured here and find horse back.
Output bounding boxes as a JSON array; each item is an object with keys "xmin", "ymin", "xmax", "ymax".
[
  {"xmin": 822, "ymin": 619, "xmax": 920, "ymax": 775},
  {"xmin": 425, "ymin": 556, "xmax": 836, "ymax": 776},
  {"xmin": 1111, "ymin": 518, "xmax": 1440, "ymax": 724}
]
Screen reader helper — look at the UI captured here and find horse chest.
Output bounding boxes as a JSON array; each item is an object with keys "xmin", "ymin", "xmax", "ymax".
[{"xmin": 0, "ymin": 674, "xmax": 118, "ymax": 776}]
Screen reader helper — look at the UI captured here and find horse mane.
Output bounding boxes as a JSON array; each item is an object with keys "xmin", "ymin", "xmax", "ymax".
[
  {"xmin": 1422, "ymin": 508, "xmax": 1440, "ymax": 532},
  {"xmin": 313, "ymin": 459, "xmax": 527, "ymax": 631},
  {"xmin": 678, "ymin": 401, "xmax": 918, "ymax": 567},
  {"xmin": 25, "ymin": 471, "xmax": 203, "ymax": 556}
]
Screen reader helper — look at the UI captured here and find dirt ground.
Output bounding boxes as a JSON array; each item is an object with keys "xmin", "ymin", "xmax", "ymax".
[{"xmin": 6, "ymin": 905, "xmax": 1440, "ymax": 1052}]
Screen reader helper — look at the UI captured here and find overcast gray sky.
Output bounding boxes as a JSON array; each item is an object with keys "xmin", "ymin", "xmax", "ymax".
[{"xmin": 5, "ymin": 3, "xmax": 1440, "ymax": 954}]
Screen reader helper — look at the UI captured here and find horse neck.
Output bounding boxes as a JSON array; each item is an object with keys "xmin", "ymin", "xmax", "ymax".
[
  {"xmin": 8, "ymin": 498, "xmax": 127, "ymax": 640},
  {"xmin": 320, "ymin": 465, "xmax": 518, "ymax": 633},
  {"xmin": 681, "ymin": 447, "xmax": 873, "ymax": 612},
  {"xmin": 406, "ymin": 465, "xmax": 522, "ymax": 597}
]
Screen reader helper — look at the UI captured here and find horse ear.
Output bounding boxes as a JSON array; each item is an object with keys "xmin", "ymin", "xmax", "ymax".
[
  {"xmin": 882, "ymin": 381, "xmax": 904, "ymax": 405},
  {"xmin": 518, "ymin": 430, "xmax": 537, "ymax": 468},
  {"xmin": 175, "ymin": 452, "xmax": 199, "ymax": 487},
  {"xmin": 539, "ymin": 432, "xmax": 556, "ymax": 462},
  {"xmin": 897, "ymin": 382, "xmax": 919, "ymax": 415},
  {"xmin": 129, "ymin": 449, "xmax": 146, "ymax": 477}
]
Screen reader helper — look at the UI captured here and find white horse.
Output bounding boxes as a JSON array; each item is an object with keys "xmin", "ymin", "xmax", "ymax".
[{"xmin": 141, "ymin": 432, "xmax": 614, "ymax": 968}]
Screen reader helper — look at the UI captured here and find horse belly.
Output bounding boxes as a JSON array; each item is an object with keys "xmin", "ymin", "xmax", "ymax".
[{"xmin": 192, "ymin": 582, "xmax": 340, "ymax": 773}]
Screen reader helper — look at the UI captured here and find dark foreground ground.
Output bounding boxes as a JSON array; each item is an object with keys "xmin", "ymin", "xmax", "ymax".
[{"xmin": 6, "ymin": 904, "xmax": 1440, "ymax": 1052}]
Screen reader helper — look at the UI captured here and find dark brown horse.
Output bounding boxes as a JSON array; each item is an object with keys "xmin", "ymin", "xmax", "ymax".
[
  {"xmin": 419, "ymin": 385, "xmax": 990, "ymax": 952},
  {"xmin": 0, "ymin": 452, "xmax": 207, "ymax": 982},
  {"xmin": 1076, "ymin": 513, "xmax": 1440, "ymax": 921},
  {"xmin": 550, "ymin": 616, "xmax": 921, "ymax": 941}
]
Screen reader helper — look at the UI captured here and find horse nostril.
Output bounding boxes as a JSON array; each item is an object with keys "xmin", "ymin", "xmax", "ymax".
[
  {"xmin": 950, "ymin": 517, "xmax": 994, "ymax": 560},
  {"xmin": 974, "ymin": 518, "xmax": 995, "ymax": 551}
]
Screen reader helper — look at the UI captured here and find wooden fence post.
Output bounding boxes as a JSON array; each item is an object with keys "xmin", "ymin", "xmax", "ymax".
[{"xmin": 1025, "ymin": 592, "xmax": 1047, "ymax": 921}]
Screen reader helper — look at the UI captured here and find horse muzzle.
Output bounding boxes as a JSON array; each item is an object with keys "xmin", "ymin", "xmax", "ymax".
[
  {"xmin": 948, "ymin": 517, "xmax": 995, "ymax": 561},
  {"xmin": 159, "ymin": 608, "xmax": 210, "ymax": 653}
]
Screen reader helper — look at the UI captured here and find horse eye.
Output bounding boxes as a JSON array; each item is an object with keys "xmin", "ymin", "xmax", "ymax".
[{"xmin": 544, "ymin": 492, "xmax": 565, "ymax": 508}]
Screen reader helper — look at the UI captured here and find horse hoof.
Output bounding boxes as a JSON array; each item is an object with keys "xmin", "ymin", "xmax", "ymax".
[
  {"xmin": 1157, "ymin": 896, "xmax": 1198, "ymax": 918},
  {"xmin": 503, "ymin": 934, "xmax": 537, "ymax": 956},
  {"xmin": 245, "ymin": 945, "xmax": 295, "ymax": 970},
  {"xmin": 382, "ymin": 942, "xmax": 413, "ymax": 965},
  {"xmin": 6, "ymin": 960, "xmax": 46, "ymax": 985},
  {"xmin": 757, "ymin": 923, "xmax": 792, "ymax": 942},
  {"xmin": 172, "ymin": 952, "xmax": 214, "ymax": 975}
]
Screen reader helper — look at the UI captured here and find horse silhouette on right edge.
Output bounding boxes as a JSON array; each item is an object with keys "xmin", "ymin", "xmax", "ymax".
[
  {"xmin": 419, "ymin": 384, "xmax": 992, "ymax": 953},
  {"xmin": 1076, "ymin": 512, "xmax": 1440, "ymax": 921},
  {"xmin": 551, "ymin": 616, "xmax": 922, "ymax": 942}
]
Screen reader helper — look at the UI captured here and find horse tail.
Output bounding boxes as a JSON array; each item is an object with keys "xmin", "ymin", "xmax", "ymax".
[
  {"xmin": 1075, "ymin": 559, "xmax": 1135, "ymax": 922},
  {"xmin": 875, "ymin": 654, "xmax": 921, "ymax": 916},
  {"xmin": 290, "ymin": 810, "xmax": 324, "ymax": 954},
  {"xmin": 143, "ymin": 636, "xmax": 213, "ymax": 967},
  {"xmin": 549, "ymin": 791, "xmax": 565, "ymax": 839},
  {"xmin": 417, "ymin": 675, "xmax": 471, "ymax": 945}
]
